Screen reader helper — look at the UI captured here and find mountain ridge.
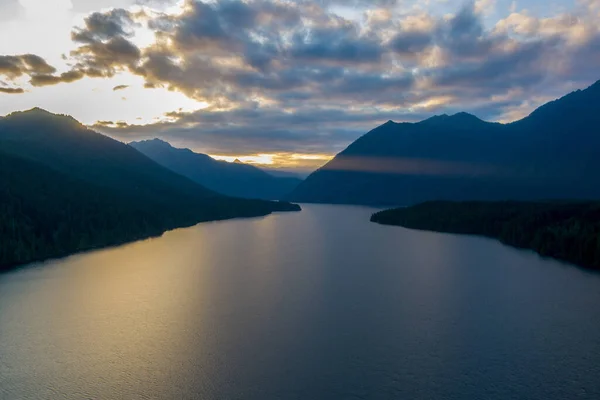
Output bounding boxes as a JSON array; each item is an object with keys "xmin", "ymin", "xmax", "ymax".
[
  {"xmin": 287, "ymin": 79, "xmax": 600, "ymax": 206},
  {"xmin": 0, "ymin": 110, "xmax": 300, "ymax": 269},
  {"xmin": 130, "ymin": 139, "xmax": 302, "ymax": 200}
]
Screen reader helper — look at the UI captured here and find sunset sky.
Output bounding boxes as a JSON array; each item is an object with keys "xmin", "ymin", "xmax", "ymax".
[{"xmin": 1, "ymin": 0, "xmax": 599, "ymax": 170}]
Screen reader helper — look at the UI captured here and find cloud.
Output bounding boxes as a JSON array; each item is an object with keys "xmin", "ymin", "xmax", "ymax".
[
  {"xmin": 428, "ymin": 39, "xmax": 555, "ymax": 91},
  {"xmin": 75, "ymin": 0, "xmax": 600, "ymax": 158},
  {"xmin": 12, "ymin": 1, "xmax": 598, "ymax": 108},
  {"xmin": 3, "ymin": 0, "xmax": 600, "ymax": 162},
  {"xmin": 0, "ymin": 87, "xmax": 25, "ymax": 94},
  {"xmin": 289, "ymin": 24, "xmax": 383, "ymax": 64},
  {"xmin": 0, "ymin": 9, "xmax": 139, "ymax": 87},
  {"xmin": 71, "ymin": 8, "xmax": 134, "ymax": 44},
  {"xmin": 29, "ymin": 70, "xmax": 85, "ymax": 86},
  {"xmin": 5, "ymin": 7, "xmax": 141, "ymax": 88},
  {"xmin": 93, "ymin": 102, "xmax": 433, "ymax": 155},
  {"xmin": 94, "ymin": 120, "xmax": 116, "ymax": 126},
  {"xmin": 0, "ymin": 54, "xmax": 56, "ymax": 79},
  {"xmin": 71, "ymin": 36, "xmax": 141, "ymax": 74},
  {"xmin": 389, "ymin": 30, "xmax": 432, "ymax": 55},
  {"xmin": 113, "ymin": 84, "xmax": 129, "ymax": 91},
  {"xmin": 66, "ymin": 8, "xmax": 142, "ymax": 79}
]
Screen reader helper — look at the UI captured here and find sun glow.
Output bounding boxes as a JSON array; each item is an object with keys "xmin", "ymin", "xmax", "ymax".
[
  {"xmin": 211, "ymin": 154, "xmax": 276, "ymax": 165},
  {"xmin": 210, "ymin": 153, "xmax": 333, "ymax": 169},
  {"xmin": 411, "ymin": 96, "xmax": 454, "ymax": 110}
]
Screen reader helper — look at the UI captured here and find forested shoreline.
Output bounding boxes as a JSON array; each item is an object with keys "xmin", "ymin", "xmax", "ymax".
[
  {"xmin": 371, "ymin": 201, "xmax": 600, "ymax": 270},
  {"xmin": 0, "ymin": 151, "xmax": 300, "ymax": 270},
  {"xmin": 0, "ymin": 109, "xmax": 301, "ymax": 271}
]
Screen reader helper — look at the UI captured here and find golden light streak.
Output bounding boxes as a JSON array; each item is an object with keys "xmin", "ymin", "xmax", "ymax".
[
  {"xmin": 211, "ymin": 154, "xmax": 276, "ymax": 165},
  {"xmin": 210, "ymin": 153, "xmax": 334, "ymax": 169}
]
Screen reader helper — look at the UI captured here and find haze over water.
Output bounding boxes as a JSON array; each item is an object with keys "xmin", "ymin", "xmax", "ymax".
[{"xmin": 1, "ymin": 204, "xmax": 600, "ymax": 399}]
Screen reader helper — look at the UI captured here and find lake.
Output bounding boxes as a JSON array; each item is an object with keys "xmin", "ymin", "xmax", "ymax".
[{"xmin": 1, "ymin": 204, "xmax": 600, "ymax": 399}]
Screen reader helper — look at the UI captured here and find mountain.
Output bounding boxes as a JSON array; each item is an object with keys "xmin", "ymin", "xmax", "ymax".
[
  {"xmin": 261, "ymin": 168, "xmax": 306, "ymax": 180},
  {"xmin": 130, "ymin": 139, "xmax": 302, "ymax": 200},
  {"xmin": 288, "ymin": 80, "xmax": 600, "ymax": 206},
  {"xmin": 0, "ymin": 109, "xmax": 299, "ymax": 269},
  {"xmin": 1, "ymin": 108, "xmax": 217, "ymax": 200}
]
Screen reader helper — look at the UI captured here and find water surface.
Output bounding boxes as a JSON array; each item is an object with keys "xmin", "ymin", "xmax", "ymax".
[{"xmin": 1, "ymin": 204, "xmax": 600, "ymax": 399}]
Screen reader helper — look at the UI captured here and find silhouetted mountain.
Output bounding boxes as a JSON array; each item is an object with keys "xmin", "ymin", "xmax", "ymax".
[
  {"xmin": 288, "ymin": 80, "xmax": 600, "ymax": 206},
  {"xmin": 371, "ymin": 201, "xmax": 600, "ymax": 270},
  {"xmin": 130, "ymin": 139, "xmax": 302, "ymax": 200},
  {"xmin": 0, "ymin": 109, "xmax": 300, "ymax": 269}
]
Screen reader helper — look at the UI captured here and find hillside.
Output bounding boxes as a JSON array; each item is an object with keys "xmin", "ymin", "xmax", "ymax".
[
  {"xmin": 288, "ymin": 81, "xmax": 600, "ymax": 205},
  {"xmin": 0, "ymin": 109, "xmax": 300, "ymax": 269},
  {"xmin": 371, "ymin": 201, "xmax": 600, "ymax": 270},
  {"xmin": 130, "ymin": 139, "xmax": 301, "ymax": 200}
]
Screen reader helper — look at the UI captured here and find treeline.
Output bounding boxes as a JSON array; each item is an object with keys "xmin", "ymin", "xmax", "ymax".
[
  {"xmin": 0, "ymin": 151, "xmax": 299, "ymax": 270},
  {"xmin": 371, "ymin": 201, "xmax": 600, "ymax": 270}
]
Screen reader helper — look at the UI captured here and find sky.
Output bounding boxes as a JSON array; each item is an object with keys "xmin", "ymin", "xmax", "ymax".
[{"xmin": 1, "ymin": 0, "xmax": 599, "ymax": 171}]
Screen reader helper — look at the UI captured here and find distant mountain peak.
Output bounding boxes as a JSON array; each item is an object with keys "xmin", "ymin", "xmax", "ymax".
[
  {"xmin": 8, "ymin": 107, "xmax": 63, "ymax": 118},
  {"xmin": 421, "ymin": 111, "xmax": 485, "ymax": 126},
  {"xmin": 452, "ymin": 111, "xmax": 478, "ymax": 119},
  {"xmin": 25, "ymin": 107, "xmax": 51, "ymax": 114},
  {"xmin": 450, "ymin": 112, "xmax": 486, "ymax": 123},
  {"xmin": 132, "ymin": 138, "xmax": 172, "ymax": 147},
  {"xmin": 4, "ymin": 107, "xmax": 82, "ymax": 129},
  {"xmin": 149, "ymin": 137, "xmax": 169, "ymax": 143},
  {"xmin": 233, "ymin": 159, "xmax": 244, "ymax": 164},
  {"xmin": 129, "ymin": 138, "xmax": 190, "ymax": 153},
  {"xmin": 423, "ymin": 113, "xmax": 449, "ymax": 122}
]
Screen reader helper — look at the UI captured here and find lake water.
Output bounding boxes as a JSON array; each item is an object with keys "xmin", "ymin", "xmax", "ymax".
[{"xmin": 1, "ymin": 204, "xmax": 600, "ymax": 399}]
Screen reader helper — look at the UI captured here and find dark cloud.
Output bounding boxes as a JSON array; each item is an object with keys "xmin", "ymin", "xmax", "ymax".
[
  {"xmin": 71, "ymin": 36, "xmax": 141, "ymax": 74},
  {"xmin": 166, "ymin": 0, "xmax": 259, "ymax": 53},
  {"xmin": 94, "ymin": 103, "xmax": 432, "ymax": 155},
  {"xmin": 0, "ymin": 56, "xmax": 27, "ymax": 78},
  {"xmin": 72, "ymin": 9, "xmax": 134, "ymax": 43},
  {"xmin": 435, "ymin": 4, "xmax": 500, "ymax": 59},
  {"xmin": 389, "ymin": 30, "xmax": 432, "ymax": 55},
  {"xmin": 0, "ymin": 54, "xmax": 72, "ymax": 88},
  {"xmin": 0, "ymin": 54, "xmax": 56, "ymax": 79},
  {"xmin": 29, "ymin": 70, "xmax": 85, "ymax": 86},
  {"xmin": 94, "ymin": 120, "xmax": 115, "ymax": 126},
  {"xmin": 290, "ymin": 25, "xmax": 383, "ymax": 64},
  {"xmin": 0, "ymin": 87, "xmax": 24, "ymax": 94},
  {"xmin": 429, "ymin": 39, "xmax": 555, "ymax": 91},
  {"xmin": 385, "ymin": 4, "xmax": 500, "ymax": 61},
  {"xmin": 112, "ymin": 84, "xmax": 129, "ymax": 91},
  {"xmin": 564, "ymin": 34, "xmax": 600, "ymax": 82},
  {"xmin": 143, "ymin": 82, "xmax": 160, "ymax": 88},
  {"xmin": 19, "ymin": 55, "xmax": 57, "ymax": 74},
  {"xmin": 68, "ymin": 8, "xmax": 141, "ymax": 78}
]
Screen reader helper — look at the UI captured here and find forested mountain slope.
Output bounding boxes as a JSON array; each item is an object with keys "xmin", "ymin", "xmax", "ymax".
[{"xmin": 288, "ymin": 80, "xmax": 600, "ymax": 205}]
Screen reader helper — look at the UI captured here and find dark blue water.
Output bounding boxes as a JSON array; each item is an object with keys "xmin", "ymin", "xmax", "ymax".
[{"xmin": 1, "ymin": 204, "xmax": 600, "ymax": 399}]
